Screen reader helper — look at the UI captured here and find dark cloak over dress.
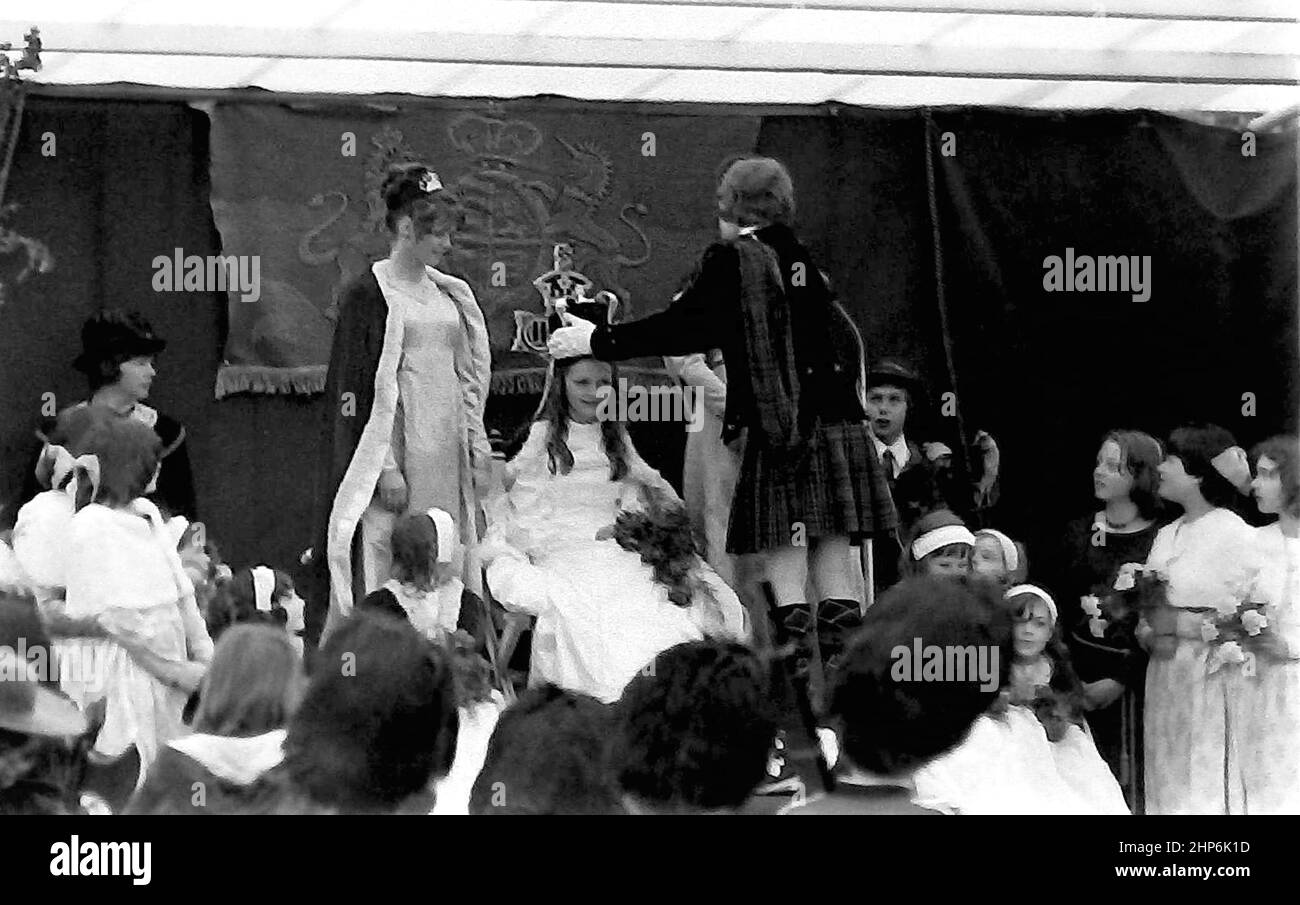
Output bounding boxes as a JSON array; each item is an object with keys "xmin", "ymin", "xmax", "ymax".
[{"xmin": 302, "ymin": 264, "xmax": 491, "ymax": 647}]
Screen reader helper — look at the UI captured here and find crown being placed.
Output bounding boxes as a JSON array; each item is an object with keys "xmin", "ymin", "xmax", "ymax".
[{"xmin": 512, "ymin": 244, "xmax": 618, "ymax": 356}]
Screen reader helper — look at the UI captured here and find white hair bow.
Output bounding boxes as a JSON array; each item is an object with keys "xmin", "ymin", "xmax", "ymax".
[
  {"xmin": 426, "ymin": 508, "xmax": 456, "ymax": 563},
  {"xmin": 251, "ymin": 565, "xmax": 276, "ymax": 612},
  {"xmin": 47, "ymin": 444, "xmax": 101, "ymax": 504},
  {"xmin": 1211, "ymin": 446, "xmax": 1252, "ymax": 492}
]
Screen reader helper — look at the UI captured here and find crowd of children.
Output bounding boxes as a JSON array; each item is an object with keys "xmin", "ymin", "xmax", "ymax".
[{"xmin": 4, "ymin": 363, "xmax": 1296, "ymax": 814}]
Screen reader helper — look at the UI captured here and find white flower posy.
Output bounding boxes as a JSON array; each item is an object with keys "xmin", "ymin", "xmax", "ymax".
[
  {"xmin": 1206, "ymin": 639, "xmax": 1256, "ymax": 677},
  {"xmin": 1112, "ymin": 561, "xmax": 1147, "ymax": 592},
  {"xmin": 1217, "ymin": 640, "xmax": 1245, "ymax": 664},
  {"xmin": 1241, "ymin": 608, "xmax": 1269, "ymax": 637}
]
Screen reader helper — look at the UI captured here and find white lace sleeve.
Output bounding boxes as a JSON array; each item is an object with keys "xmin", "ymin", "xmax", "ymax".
[{"xmin": 483, "ymin": 423, "xmax": 552, "ymax": 560}]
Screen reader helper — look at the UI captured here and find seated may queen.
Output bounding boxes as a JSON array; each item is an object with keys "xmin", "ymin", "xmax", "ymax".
[{"xmin": 481, "ymin": 304, "xmax": 747, "ymax": 704}]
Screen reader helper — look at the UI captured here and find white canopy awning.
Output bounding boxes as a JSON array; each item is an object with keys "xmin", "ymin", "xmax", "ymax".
[{"xmin": 3, "ymin": 0, "xmax": 1297, "ymax": 112}]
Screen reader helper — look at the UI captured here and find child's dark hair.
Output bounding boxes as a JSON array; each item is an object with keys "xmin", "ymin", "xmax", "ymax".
[
  {"xmin": 282, "ymin": 610, "xmax": 458, "ymax": 813},
  {"xmin": 609, "ymin": 639, "xmax": 776, "ymax": 813},
  {"xmin": 536, "ymin": 356, "xmax": 630, "ymax": 481},
  {"xmin": 829, "ymin": 576, "xmax": 1011, "ymax": 777},
  {"xmin": 37, "ymin": 406, "xmax": 116, "ymax": 492},
  {"xmin": 192, "ymin": 624, "xmax": 300, "ymax": 738},
  {"xmin": 469, "ymin": 685, "xmax": 621, "ymax": 815},
  {"xmin": 206, "ymin": 566, "xmax": 295, "ymax": 642},
  {"xmin": 389, "ymin": 512, "xmax": 445, "ymax": 592},
  {"xmin": 81, "ymin": 417, "xmax": 162, "ymax": 511}
]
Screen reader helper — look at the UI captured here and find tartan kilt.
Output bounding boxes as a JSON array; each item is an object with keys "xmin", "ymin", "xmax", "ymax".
[{"xmin": 726, "ymin": 419, "xmax": 899, "ymax": 555}]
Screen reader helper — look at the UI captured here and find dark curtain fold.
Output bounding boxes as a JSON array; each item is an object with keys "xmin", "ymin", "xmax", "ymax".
[
  {"xmin": 0, "ymin": 98, "xmax": 324, "ymax": 576},
  {"xmin": 924, "ymin": 108, "xmax": 1297, "ymax": 573}
]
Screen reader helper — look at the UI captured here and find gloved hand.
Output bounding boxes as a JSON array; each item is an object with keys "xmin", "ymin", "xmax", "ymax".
[{"xmin": 546, "ymin": 311, "xmax": 597, "ymax": 359}]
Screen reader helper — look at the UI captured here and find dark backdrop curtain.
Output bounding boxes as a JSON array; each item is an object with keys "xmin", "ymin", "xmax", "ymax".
[
  {"xmin": 0, "ymin": 98, "xmax": 323, "ymax": 577},
  {"xmin": 924, "ymin": 108, "xmax": 1297, "ymax": 575},
  {"xmin": 2, "ymin": 98, "xmax": 1295, "ymax": 585}
]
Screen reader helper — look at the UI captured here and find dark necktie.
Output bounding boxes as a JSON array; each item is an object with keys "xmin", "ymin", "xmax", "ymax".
[{"xmin": 882, "ymin": 449, "xmax": 897, "ymax": 487}]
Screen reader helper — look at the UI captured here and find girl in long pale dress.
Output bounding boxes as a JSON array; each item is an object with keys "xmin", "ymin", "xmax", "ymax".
[
  {"xmin": 12, "ymin": 406, "xmax": 117, "ymax": 633},
  {"xmin": 1142, "ymin": 425, "xmax": 1259, "ymax": 815},
  {"xmin": 58, "ymin": 417, "xmax": 214, "ymax": 779},
  {"xmin": 1242, "ymin": 436, "xmax": 1300, "ymax": 813},
  {"xmin": 310, "ymin": 162, "xmax": 492, "ymax": 644},
  {"xmin": 481, "ymin": 353, "xmax": 747, "ymax": 704}
]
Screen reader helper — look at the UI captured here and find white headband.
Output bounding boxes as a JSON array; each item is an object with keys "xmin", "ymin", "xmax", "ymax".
[
  {"xmin": 912, "ymin": 524, "xmax": 976, "ymax": 560},
  {"xmin": 975, "ymin": 529, "xmax": 1019, "ymax": 574},
  {"xmin": 426, "ymin": 508, "xmax": 456, "ymax": 564},
  {"xmin": 251, "ymin": 565, "xmax": 276, "ymax": 613},
  {"xmin": 1006, "ymin": 584, "xmax": 1058, "ymax": 626}
]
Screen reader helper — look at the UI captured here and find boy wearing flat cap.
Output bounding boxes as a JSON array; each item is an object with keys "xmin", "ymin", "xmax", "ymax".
[{"xmin": 865, "ymin": 358, "xmax": 1000, "ymax": 590}]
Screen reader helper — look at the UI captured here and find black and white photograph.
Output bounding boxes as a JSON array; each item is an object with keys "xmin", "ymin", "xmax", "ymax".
[{"xmin": 0, "ymin": 0, "xmax": 1296, "ymax": 877}]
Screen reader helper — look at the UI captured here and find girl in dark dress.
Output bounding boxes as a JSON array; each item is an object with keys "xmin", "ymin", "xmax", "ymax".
[
  {"xmin": 1054, "ymin": 429, "xmax": 1163, "ymax": 813},
  {"xmin": 547, "ymin": 157, "xmax": 895, "ymax": 677}
]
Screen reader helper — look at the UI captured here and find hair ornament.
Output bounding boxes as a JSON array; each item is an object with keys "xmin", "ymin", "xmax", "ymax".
[
  {"xmin": 251, "ymin": 565, "xmax": 276, "ymax": 613},
  {"xmin": 1210, "ymin": 445, "xmax": 1252, "ymax": 492},
  {"xmin": 425, "ymin": 508, "xmax": 456, "ymax": 564},
  {"xmin": 48, "ymin": 444, "xmax": 101, "ymax": 504},
  {"xmin": 911, "ymin": 524, "xmax": 976, "ymax": 560},
  {"xmin": 1006, "ymin": 584, "xmax": 1058, "ymax": 626}
]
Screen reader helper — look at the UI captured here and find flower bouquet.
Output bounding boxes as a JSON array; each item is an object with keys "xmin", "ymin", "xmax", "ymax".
[
  {"xmin": 1196, "ymin": 568, "xmax": 1270, "ymax": 677},
  {"xmin": 993, "ymin": 682, "xmax": 1088, "ymax": 743},
  {"xmin": 611, "ymin": 500, "xmax": 705, "ymax": 608},
  {"xmin": 1070, "ymin": 562, "xmax": 1166, "ymax": 681}
]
